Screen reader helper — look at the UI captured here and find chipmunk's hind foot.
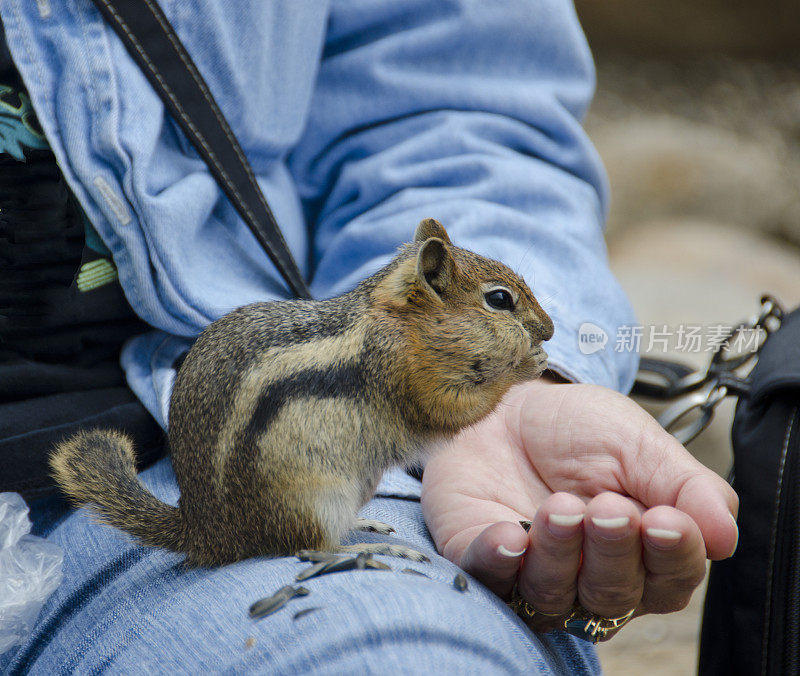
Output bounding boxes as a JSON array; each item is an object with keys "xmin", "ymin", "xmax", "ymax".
[
  {"xmin": 354, "ymin": 518, "xmax": 395, "ymax": 534},
  {"xmin": 339, "ymin": 543, "xmax": 430, "ymax": 562}
]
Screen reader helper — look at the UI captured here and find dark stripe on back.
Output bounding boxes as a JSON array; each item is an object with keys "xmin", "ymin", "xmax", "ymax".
[
  {"xmin": 281, "ymin": 310, "xmax": 357, "ymax": 344},
  {"xmin": 243, "ymin": 362, "xmax": 364, "ymax": 438}
]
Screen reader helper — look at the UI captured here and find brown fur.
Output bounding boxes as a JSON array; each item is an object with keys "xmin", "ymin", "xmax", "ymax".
[{"xmin": 50, "ymin": 219, "xmax": 553, "ymax": 566}]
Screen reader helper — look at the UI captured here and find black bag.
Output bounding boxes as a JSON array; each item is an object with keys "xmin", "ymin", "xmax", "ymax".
[
  {"xmin": 632, "ymin": 298, "xmax": 798, "ymax": 675},
  {"xmin": 699, "ymin": 305, "xmax": 800, "ymax": 675}
]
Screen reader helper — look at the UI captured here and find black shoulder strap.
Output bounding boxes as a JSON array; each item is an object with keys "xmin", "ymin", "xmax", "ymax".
[{"xmin": 89, "ymin": 0, "xmax": 312, "ymax": 300}]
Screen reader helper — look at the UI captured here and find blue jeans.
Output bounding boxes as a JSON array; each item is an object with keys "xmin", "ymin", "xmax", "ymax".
[{"xmin": 1, "ymin": 459, "xmax": 599, "ymax": 674}]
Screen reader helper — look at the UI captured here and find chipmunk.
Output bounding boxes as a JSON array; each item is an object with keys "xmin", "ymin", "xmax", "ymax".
[{"xmin": 50, "ymin": 219, "xmax": 554, "ymax": 567}]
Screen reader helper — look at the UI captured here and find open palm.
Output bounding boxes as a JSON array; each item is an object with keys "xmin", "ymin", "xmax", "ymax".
[{"xmin": 421, "ymin": 378, "xmax": 739, "ymax": 637}]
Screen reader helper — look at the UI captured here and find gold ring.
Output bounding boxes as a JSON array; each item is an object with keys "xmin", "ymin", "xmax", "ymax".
[
  {"xmin": 507, "ymin": 586, "xmax": 566, "ymax": 620},
  {"xmin": 507, "ymin": 588, "xmax": 636, "ymax": 643},
  {"xmin": 564, "ymin": 604, "xmax": 636, "ymax": 644}
]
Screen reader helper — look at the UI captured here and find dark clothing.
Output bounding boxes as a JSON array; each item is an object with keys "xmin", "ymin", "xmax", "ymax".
[{"xmin": 0, "ymin": 71, "xmax": 161, "ymax": 498}]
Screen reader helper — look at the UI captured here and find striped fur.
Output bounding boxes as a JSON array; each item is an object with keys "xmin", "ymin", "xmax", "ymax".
[{"xmin": 50, "ymin": 219, "xmax": 553, "ymax": 566}]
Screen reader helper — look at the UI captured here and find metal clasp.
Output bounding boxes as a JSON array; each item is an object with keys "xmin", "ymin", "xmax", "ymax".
[
  {"xmin": 659, "ymin": 383, "xmax": 729, "ymax": 445},
  {"xmin": 637, "ymin": 295, "xmax": 784, "ymax": 444}
]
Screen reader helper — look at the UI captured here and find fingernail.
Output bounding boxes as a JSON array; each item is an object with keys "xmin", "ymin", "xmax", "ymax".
[
  {"xmin": 729, "ymin": 513, "xmax": 739, "ymax": 557},
  {"xmin": 548, "ymin": 513, "xmax": 583, "ymax": 538},
  {"xmin": 497, "ymin": 544, "xmax": 526, "ymax": 558},
  {"xmin": 591, "ymin": 516, "xmax": 630, "ymax": 539},
  {"xmin": 646, "ymin": 528, "xmax": 682, "ymax": 549}
]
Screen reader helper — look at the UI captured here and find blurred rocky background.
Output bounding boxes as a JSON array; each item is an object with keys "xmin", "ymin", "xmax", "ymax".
[{"xmin": 575, "ymin": 1, "xmax": 800, "ymax": 672}]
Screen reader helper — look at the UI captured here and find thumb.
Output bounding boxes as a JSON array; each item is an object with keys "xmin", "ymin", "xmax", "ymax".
[
  {"xmin": 458, "ymin": 522, "xmax": 529, "ymax": 598},
  {"xmin": 622, "ymin": 425, "xmax": 739, "ymax": 560},
  {"xmin": 673, "ymin": 472, "xmax": 739, "ymax": 560}
]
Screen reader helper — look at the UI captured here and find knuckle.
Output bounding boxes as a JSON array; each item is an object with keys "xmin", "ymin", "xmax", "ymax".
[
  {"xmin": 538, "ymin": 534, "xmax": 583, "ymax": 559},
  {"xmin": 587, "ymin": 537, "xmax": 639, "ymax": 561},
  {"xmin": 649, "ymin": 564, "xmax": 707, "ymax": 594},
  {"xmin": 579, "ymin": 582, "xmax": 641, "ymax": 616},
  {"xmin": 520, "ymin": 581, "xmax": 576, "ymax": 615},
  {"xmin": 642, "ymin": 566, "xmax": 707, "ymax": 614}
]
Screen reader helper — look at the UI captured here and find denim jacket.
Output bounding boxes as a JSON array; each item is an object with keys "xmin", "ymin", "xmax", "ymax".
[{"xmin": 0, "ymin": 0, "xmax": 637, "ymax": 426}]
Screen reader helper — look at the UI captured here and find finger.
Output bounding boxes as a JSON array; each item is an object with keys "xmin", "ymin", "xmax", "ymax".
[
  {"xmin": 673, "ymin": 473, "xmax": 739, "ymax": 560},
  {"xmin": 640, "ymin": 506, "xmax": 707, "ymax": 614},
  {"xmin": 459, "ymin": 521, "xmax": 529, "ymax": 598},
  {"xmin": 579, "ymin": 493, "xmax": 645, "ymax": 618},
  {"xmin": 517, "ymin": 492, "xmax": 586, "ymax": 617},
  {"xmin": 622, "ymin": 422, "xmax": 739, "ymax": 561}
]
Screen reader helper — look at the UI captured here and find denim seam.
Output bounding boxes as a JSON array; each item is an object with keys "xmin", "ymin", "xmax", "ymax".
[
  {"xmin": 5, "ymin": 0, "xmax": 147, "ymax": 322},
  {"xmin": 78, "ymin": 2, "xmax": 147, "ymax": 322}
]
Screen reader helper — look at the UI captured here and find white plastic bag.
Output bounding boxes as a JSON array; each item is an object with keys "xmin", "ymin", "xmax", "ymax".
[{"xmin": 0, "ymin": 492, "xmax": 63, "ymax": 655}]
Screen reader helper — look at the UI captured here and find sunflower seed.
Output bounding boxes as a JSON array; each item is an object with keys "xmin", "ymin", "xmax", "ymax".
[
  {"xmin": 296, "ymin": 549, "xmax": 341, "ymax": 563},
  {"xmin": 364, "ymin": 559, "xmax": 391, "ymax": 571},
  {"xmin": 249, "ymin": 585, "xmax": 310, "ymax": 619},
  {"xmin": 293, "ymin": 607, "xmax": 322, "ymax": 620},
  {"xmin": 401, "ymin": 568, "xmax": 429, "ymax": 578},
  {"xmin": 319, "ymin": 556, "xmax": 359, "ymax": 574},
  {"xmin": 296, "ymin": 560, "xmax": 334, "ymax": 582}
]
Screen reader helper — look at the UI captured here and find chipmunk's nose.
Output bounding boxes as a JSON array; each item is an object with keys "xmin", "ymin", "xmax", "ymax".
[{"xmin": 531, "ymin": 310, "xmax": 554, "ymax": 342}]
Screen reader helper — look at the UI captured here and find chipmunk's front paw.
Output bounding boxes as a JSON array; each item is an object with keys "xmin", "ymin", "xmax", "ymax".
[
  {"xmin": 354, "ymin": 518, "xmax": 396, "ymax": 535},
  {"xmin": 339, "ymin": 543, "xmax": 430, "ymax": 562}
]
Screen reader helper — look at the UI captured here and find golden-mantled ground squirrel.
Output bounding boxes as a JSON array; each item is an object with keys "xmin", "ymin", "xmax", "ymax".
[{"xmin": 51, "ymin": 219, "xmax": 554, "ymax": 566}]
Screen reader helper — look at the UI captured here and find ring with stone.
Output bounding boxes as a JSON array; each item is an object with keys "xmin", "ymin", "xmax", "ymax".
[{"xmin": 563, "ymin": 604, "xmax": 637, "ymax": 644}]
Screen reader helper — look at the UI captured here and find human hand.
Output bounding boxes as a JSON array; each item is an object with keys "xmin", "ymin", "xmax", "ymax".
[{"xmin": 421, "ymin": 377, "xmax": 739, "ymax": 640}]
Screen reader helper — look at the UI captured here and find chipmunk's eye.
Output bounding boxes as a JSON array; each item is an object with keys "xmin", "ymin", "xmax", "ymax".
[{"xmin": 484, "ymin": 288, "xmax": 515, "ymax": 311}]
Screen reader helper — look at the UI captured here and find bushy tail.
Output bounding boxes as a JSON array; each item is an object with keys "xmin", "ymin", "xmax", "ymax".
[{"xmin": 50, "ymin": 429, "xmax": 184, "ymax": 552}]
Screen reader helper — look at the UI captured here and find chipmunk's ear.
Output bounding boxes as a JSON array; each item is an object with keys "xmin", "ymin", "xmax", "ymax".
[
  {"xmin": 416, "ymin": 238, "xmax": 455, "ymax": 296},
  {"xmin": 414, "ymin": 218, "xmax": 452, "ymax": 245}
]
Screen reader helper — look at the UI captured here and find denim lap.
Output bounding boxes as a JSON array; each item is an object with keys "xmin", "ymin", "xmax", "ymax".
[{"xmin": 1, "ymin": 459, "xmax": 599, "ymax": 674}]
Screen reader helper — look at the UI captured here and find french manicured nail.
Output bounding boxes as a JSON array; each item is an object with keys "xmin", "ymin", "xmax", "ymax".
[
  {"xmin": 591, "ymin": 516, "xmax": 630, "ymax": 539},
  {"xmin": 729, "ymin": 514, "xmax": 739, "ymax": 557},
  {"xmin": 497, "ymin": 544, "xmax": 526, "ymax": 558},
  {"xmin": 645, "ymin": 527, "xmax": 682, "ymax": 549},
  {"xmin": 548, "ymin": 513, "xmax": 583, "ymax": 538}
]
